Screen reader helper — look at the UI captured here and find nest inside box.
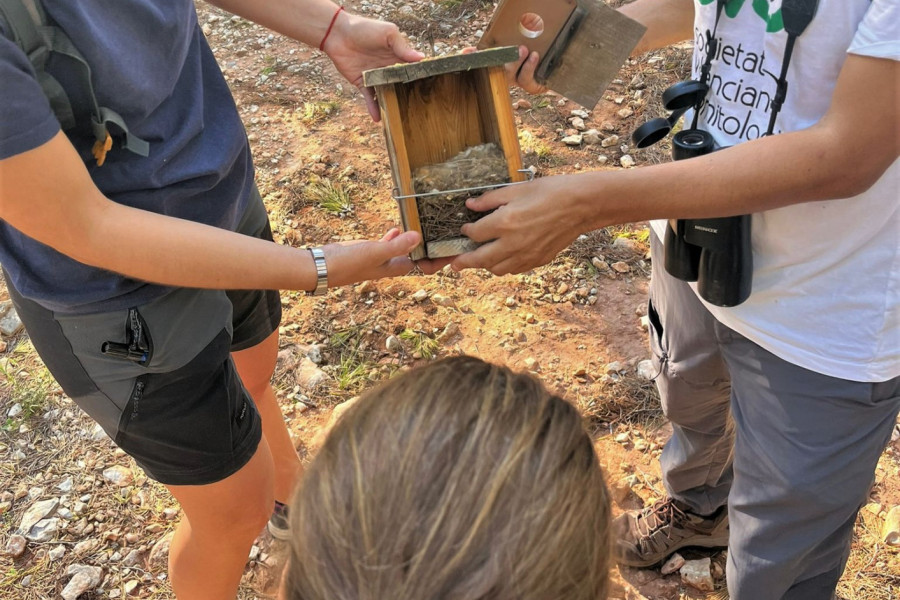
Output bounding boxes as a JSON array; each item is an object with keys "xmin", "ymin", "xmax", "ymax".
[{"xmin": 412, "ymin": 143, "xmax": 509, "ymax": 244}]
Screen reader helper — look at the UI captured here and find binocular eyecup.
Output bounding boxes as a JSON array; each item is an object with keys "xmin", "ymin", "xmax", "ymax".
[{"xmin": 632, "ymin": 84, "xmax": 753, "ymax": 307}]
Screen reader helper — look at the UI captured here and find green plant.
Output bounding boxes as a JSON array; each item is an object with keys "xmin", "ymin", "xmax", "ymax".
[
  {"xmin": 610, "ymin": 226, "xmax": 650, "ymax": 244},
  {"xmin": 518, "ymin": 130, "xmax": 552, "ymax": 158},
  {"xmin": 329, "ymin": 325, "xmax": 377, "ymax": 390},
  {"xmin": 399, "ymin": 329, "xmax": 440, "ymax": 360},
  {"xmin": 301, "ymin": 100, "xmax": 340, "ymax": 124},
  {"xmin": 0, "ymin": 356, "xmax": 52, "ymax": 432},
  {"xmin": 259, "ymin": 56, "xmax": 277, "ymax": 77},
  {"xmin": 306, "ymin": 179, "xmax": 353, "ymax": 215}
]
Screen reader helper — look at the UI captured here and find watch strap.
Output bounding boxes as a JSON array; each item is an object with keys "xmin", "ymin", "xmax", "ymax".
[{"xmin": 307, "ymin": 247, "xmax": 328, "ymax": 296}]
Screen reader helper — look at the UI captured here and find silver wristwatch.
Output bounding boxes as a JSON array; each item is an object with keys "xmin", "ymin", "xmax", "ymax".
[{"xmin": 307, "ymin": 247, "xmax": 328, "ymax": 296}]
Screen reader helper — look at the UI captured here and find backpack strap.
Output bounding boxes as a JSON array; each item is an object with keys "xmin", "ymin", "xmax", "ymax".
[
  {"xmin": 0, "ymin": 0, "xmax": 149, "ymax": 164},
  {"xmin": 0, "ymin": 0, "xmax": 75, "ymax": 129}
]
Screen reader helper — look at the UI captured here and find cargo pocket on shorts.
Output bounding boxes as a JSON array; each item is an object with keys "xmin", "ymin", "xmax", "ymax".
[{"xmin": 113, "ymin": 327, "xmax": 260, "ymax": 485}]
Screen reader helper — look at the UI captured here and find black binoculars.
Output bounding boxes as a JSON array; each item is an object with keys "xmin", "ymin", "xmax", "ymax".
[{"xmin": 632, "ymin": 81, "xmax": 752, "ymax": 307}]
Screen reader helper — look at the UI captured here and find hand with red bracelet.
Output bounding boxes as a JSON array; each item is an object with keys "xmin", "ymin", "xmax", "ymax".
[
  {"xmin": 207, "ymin": 1, "xmax": 423, "ymax": 121},
  {"xmin": 319, "ymin": 8, "xmax": 424, "ymax": 121}
]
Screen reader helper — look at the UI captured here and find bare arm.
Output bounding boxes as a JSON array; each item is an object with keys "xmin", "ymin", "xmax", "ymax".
[
  {"xmin": 0, "ymin": 132, "xmax": 424, "ymax": 290},
  {"xmin": 452, "ymin": 54, "xmax": 899, "ymax": 275},
  {"xmin": 620, "ymin": 0, "xmax": 695, "ymax": 56},
  {"xmin": 203, "ymin": 0, "xmax": 423, "ymax": 119}
]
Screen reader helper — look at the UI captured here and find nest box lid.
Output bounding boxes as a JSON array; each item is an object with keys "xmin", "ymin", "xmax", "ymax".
[
  {"xmin": 362, "ymin": 46, "xmax": 520, "ymax": 87},
  {"xmin": 475, "ymin": 0, "xmax": 646, "ymax": 109}
]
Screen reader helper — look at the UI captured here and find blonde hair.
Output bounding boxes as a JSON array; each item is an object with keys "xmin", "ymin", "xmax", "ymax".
[{"xmin": 285, "ymin": 356, "xmax": 611, "ymax": 600}]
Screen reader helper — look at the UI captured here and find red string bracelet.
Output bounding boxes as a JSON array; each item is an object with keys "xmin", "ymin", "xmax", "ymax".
[{"xmin": 319, "ymin": 6, "xmax": 344, "ymax": 52}]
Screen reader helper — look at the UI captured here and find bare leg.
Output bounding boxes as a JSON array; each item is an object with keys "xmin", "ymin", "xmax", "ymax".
[
  {"xmin": 232, "ymin": 330, "xmax": 303, "ymax": 504},
  {"xmin": 166, "ymin": 439, "xmax": 274, "ymax": 599}
]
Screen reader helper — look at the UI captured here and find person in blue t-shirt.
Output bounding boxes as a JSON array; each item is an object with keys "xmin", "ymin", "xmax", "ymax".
[{"xmin": 0, "ymin": 0, "xmax": 439, "ymax": 596}]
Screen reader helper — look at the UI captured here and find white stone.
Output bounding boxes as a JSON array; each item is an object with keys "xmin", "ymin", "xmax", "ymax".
[
  {"xmin": 26, "ymin": 518, "xmax": 59, "ymax": 542},
  {"xmin": 681, "ymin": 557, "xmax": 715, "ymax": 592},
  {"xmin": 297, "ymin": 358, "xmax": 328, "ymax": 390},
  {"xmin": 591, "ymin": 257, "xmax": 611, "ymax": 272},
  {"xmin": 48, "ymin": 545, "xmax": 66, "ymax": 561},
  {"xmin": 122, "ymin": 549, "xmax": 143, "ymax": 567},
  {"xmin": 385, "ymin": 335, "xmax": 402, "ymax": 353},
  {"xmin": 601, "ymin": 135, "xmax": 619, "ymax": 148},
  {"xmin": 61, "ymin": 565, "xmax": 103, "ymax": 600},
  {"xmin": 605, "ymin": 361, "xmax": 625, "ymax": 374},
  {"xmin": 583, "ymin": 129, "xmax": 602, "ymax": 145},
  {"xmin": 89, "ymin": 422, "xmax": 109, "ymax": 441},
  {"xmin": 562, "ymin": 134, "xmax": 583, "ymax": 146},
  {"xmin": 613, "ymin": 236, "xmax": 642, "ymax": 253},
  {"xmin": 102, "ymin": 466, "xmax": 134, "ymax": 487},
  {"xmin": 306, "ymin": 345, "xmax": 324, "ymax": 365},
  {"xmin": 73, "ymin": 539, "xmax": 98, "ymax": 555},
  {"xmin": 411, "ymin": 289, "xmax": 430, "ymax": 303},
  {"xmin": 148, "ymin": 533, "xmax": 174, "ymax": 569},
  {"xmin": 7, "ymin": 403, "xmax": 22, "ymax": 418},
  {"xmin": 432, "ymin": 294, "xmax": 455, "ymax": 307},
  {"xmin": 0, "ymin": 308, "xmax": 23, "ymax": 336},
  {"xmin": 437, "ymin": 322, "xmax": 460, "ymax": 342},
  {"xmin": 637, "ymin": 359, "xmax": 656, "ymax": 380},
  {"xmin": 661, "ymin": 552, "xmax": 685, "ymax": 575},
  {"xmin": 19, "ymin": 498, "xmax": 59, "ymax": 533},
  {"xmin": 883, "ymin": 505, "xmax": 900, "ymax": 546},
  {"xmin": 620, "ymin": 155, "xmax": 636, "ymax": 168}
]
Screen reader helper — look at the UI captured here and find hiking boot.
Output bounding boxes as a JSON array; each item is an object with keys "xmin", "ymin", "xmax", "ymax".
[
  {"xmin": 266, "ymin": 501, "xmax": 291, "ymax": 541},
  {"xmin": 614, "ymin": 497, "xmax": 729, "ymax": 567}
]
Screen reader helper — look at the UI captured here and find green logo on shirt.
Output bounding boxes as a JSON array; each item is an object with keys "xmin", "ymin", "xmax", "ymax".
[{"xmin": 698, "ymin": 0, "xmax": 785, "ymax": 32}]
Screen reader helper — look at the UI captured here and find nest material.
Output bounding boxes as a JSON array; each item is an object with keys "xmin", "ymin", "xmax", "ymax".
[{"xmin": 412, "ymin": 143, "xmax": 510, "ymax": 243}]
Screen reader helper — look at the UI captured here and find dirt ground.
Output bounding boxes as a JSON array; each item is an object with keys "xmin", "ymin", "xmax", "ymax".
[{"xmin": 1, "ymin": 1, "xmax": 898, "ymax": 599}]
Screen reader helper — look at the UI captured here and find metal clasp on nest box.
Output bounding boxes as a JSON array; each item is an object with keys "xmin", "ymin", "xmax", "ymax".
[{"xmin": 392, "ymin": 169, "xmax": 536, "ymax": 202}]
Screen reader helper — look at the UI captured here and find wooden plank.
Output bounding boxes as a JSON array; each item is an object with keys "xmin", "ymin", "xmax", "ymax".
[
  {"xmin": 485, "ymin": 66, "xmax": 525, "ymax": 182},
  {"xmin": 363, "ymin": 46, "xmax": 519, "ymax": 87},
  {"xmin": 475, "ymin": 0, "xmax": 645, "ymax": 109},
  {"xmin": 397, "ymin": 71, "xmax": 486, "ymax": 170},
  {"xmin": 475, "ymin": 0, "xmax": 578, "ymax": 60},
  {"xmin": 427, "ymin": 238, "xmax": 480, "ymax": 259},
  {"xmin": 377, "ymin": 84, "xmax": 426, "ymax": 260},
  {"xmin": 544, "ymin": 0, "xmax": 645, "ymax": 108}
]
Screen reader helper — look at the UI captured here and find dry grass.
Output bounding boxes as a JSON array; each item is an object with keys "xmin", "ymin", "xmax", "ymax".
[{"xmin": 584, "ymin": 373, "xmax": 664, "ymax": 433}]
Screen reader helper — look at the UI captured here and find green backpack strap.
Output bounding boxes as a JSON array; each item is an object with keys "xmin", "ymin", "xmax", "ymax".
[{"xmin": 0, "ymin": 0, "xmax": 149, "ymax": 164}]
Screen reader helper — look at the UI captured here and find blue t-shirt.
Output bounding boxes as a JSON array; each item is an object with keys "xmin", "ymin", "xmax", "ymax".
[{"xmin": 0, "ymin": 0, "xmax": 254, "ymax": 313}]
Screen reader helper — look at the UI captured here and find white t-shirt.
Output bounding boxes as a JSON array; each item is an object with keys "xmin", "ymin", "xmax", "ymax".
[{"xmin": 649, "ymin": 0, "xmax": 899, "ymax": 383}]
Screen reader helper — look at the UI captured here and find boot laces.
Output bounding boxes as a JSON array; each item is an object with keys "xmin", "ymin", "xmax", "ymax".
[{"xmin": 636, "ymin": 498, "xmax": 688, "ymax": 539}]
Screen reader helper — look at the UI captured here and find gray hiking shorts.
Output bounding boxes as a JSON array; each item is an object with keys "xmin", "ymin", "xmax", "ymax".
[{"xmin": 6, "ymin": 189, "xmax": 281, "ymax": 486}]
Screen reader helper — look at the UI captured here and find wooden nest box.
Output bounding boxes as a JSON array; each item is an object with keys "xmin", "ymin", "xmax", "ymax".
[{"xmin": 363, "ymin": 47, "xmax": 526, "ymax": 260}]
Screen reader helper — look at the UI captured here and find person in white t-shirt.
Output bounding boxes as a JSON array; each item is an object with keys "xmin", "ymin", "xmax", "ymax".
[{"xmin": 452, "ymin": 0, "xmax": 899, "ymax": 597}]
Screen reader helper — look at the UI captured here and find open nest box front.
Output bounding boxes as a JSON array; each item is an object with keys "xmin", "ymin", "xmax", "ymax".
[{"xmin": 363, "ymin": 47, "xmax": 526, "ymax": 260}]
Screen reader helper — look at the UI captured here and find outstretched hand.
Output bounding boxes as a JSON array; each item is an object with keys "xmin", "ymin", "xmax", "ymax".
[
  {"xmin": 450, "ymin": 175, "xmax": 589, "ymax": 276},
  {"xmin": 322, "ymin": 229, "xmax": 447, "ymax": 287},
  {"xmin": 322, "ymin": 12, "xmax": 424, "ymax": 121}
]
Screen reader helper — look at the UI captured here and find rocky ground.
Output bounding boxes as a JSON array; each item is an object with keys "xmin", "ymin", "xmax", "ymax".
[{"xmin": 1, "ymin": 1, "xmax": 898, "ymax": 598}]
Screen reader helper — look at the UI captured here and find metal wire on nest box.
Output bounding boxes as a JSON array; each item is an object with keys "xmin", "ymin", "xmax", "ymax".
[{"xmin": 412, "ymin": 143, "xmax": 509, "ymax": 243}]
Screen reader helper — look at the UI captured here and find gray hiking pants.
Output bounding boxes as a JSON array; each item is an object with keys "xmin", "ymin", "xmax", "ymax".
[{"xmin": 648, "ymin": 232, "xmax": 900, "ymax": 600}]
